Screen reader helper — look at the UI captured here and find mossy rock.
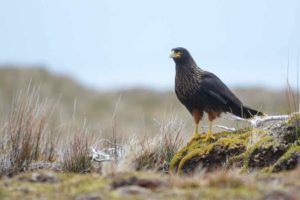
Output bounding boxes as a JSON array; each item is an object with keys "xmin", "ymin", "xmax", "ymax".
[
  {"xmin": 170, "ymin": 130, "xmax": 251, "ymax": 174},
  {"xmin": 178, "ymin": 138, "xmax": 246, "ymax": 174},
  {"xmin": 271, "ymin": 144, "xmax": 300, "ymax": 172},
  {"xmin": 242, "ymin": 136, "xmax": 288, "ymax": 171},
  {"xmin": 169, "ymin": 120, "xmax": 300, "ymax": 174}
]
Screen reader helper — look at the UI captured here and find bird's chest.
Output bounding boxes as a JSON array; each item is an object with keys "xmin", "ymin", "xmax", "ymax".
[{"xmin": 175, "ymin": 75, "xmax": 201, "ymax": 101}]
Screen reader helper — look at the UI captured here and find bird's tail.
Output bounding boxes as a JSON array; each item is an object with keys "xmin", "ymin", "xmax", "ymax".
[{"xmin": 230, "ymin": 105, "xmax": 265, "ymax": 119}]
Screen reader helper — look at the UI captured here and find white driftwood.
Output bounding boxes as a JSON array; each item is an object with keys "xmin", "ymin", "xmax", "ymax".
[
  {"xmin": 201, "ymin": 125, "xmax": 236, "ymax": 132},
  {"xmin": 90, "ymin": 138, "xmax": 125, "ymax": 162},
  {"xmin": 206, "ymin": 114, "xmax": 292, "ymax": 133},
  {"xmin": 91, "ymin": 145, "xmax": 124, "ymax": 163},
  {"xmin": 227, "ymin": 114, "xmax": 290, "ymax": 128},
  {"xmin": 91, "ymin": 147, "xmax": 113, "ymax": 162},
  {"xmin": 214, "ymin": 125, "xmax": 237, "ymax": 132}
]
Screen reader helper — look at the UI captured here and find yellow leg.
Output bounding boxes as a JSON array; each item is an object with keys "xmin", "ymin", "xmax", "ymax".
[
  {"xmin": 204, "ymin": 121, "xmax": 216, "ymax": 141},
  {"xmin": 192, "ymin": 123, "xmax": 199, "ymax": 137}
]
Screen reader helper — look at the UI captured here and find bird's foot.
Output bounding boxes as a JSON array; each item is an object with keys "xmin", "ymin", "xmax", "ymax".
[
  {"xmin": 203, "ymin": 130, "xmax": 216, "ymax": 142},
  {"xmin": 191, "ymin": 130, "xmax": 201, "ymax": 140}
]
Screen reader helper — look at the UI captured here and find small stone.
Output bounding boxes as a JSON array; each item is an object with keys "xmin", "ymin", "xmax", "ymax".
[
  {"xmin": 116, "ymin": 185, "xmax": 151, "ymax": 195},
  {"xmin": 18, "ymin": 185, "xmax": 30, "ymax": 194},
  {"xmin": 111, "ymin": 176, "xmax": 138, "ymax": 189},
  {"xmin": 136, "ymin": 178, "xmax": 166, "ymax": 189},
  {"xmin": 30, "ymin": 172, "xmax": 59, "ymax": 183},
  {"xmin": 263, "ymin": 190, "xmax": 296, "ymax": 200},
  {"xmin": 75, "ymin": 192, "xmax": 103, "ymax": 200},
  {"xmin": 111, "ymin": 176, "xmax": 166, "ymax": 189}
]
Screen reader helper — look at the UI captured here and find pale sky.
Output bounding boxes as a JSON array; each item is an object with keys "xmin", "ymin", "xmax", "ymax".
[{"xmin": 0, "ymin": 0, "xmax": 299, "ymax": 89}]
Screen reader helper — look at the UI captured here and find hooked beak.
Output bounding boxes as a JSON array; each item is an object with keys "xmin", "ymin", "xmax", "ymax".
[
  {"xmin": 169, "ymin": 50, "xmax": 181, "ymax": 58},
  {"xmin": 169, "ymin": 50, "xmax": 176, "ymax": 58}
]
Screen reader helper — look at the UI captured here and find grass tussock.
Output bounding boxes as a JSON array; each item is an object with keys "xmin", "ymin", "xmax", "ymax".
[
  {"xmin": 109, "ymin": 111, "xmax": 184, "ymax": 173},
  {"xmin": 0, "ymin": 86, "xmax": 57, "ymax": 175},
  {"xmin": 62, "ymin": 127, "xmax": 92, "ymax": 173}
]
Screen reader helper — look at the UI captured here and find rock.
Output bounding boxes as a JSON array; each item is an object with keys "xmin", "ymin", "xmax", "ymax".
[
  {"xmin": 111, "ymin": 176, "xmax": 166, "ymax": 189},
  {"xmin": 169, "ymin": 119, "xmax": 300, "ymax": 174},
  {"xmin": 18, "ymin": 185, "xmax": 30, "ymax": 194},
  {"xmin": 263, "ymin": 190, "xmax": 297, "ymax": 200},
  {"xmin": 268, "ymin": 120, "xmax": 299, "ymax": 144},
  {"xmin": 30, "ymin": 172, "xmax": 59, "ymax": 183},
  {"xmin": 75, "ymin": 192, "xmax": 103, "ymax": 200},
  {"xmin": 115, "ymin": 185, "xmax": 151, "ymax": 195},
  {"xmin": 135, "ymin": 177, "xmax": 165, "ymax": 189},
  {"xmin": 272, "ymin": 145, "xmax": 300, "ymax": 172},
  {"xmin": 245, "ymin": 136, "xmax": 288, "ymax": 169},
  {"xmin": 177, "ymin": 138, "xmax": 245, "ymax": 174},
  {"xmin": 169, "ymin": 131, "xmax": 249, "ymax": 174},
  {"xmin": 111, "ymin": 176, "xmax": 138, "ymax": 189}
]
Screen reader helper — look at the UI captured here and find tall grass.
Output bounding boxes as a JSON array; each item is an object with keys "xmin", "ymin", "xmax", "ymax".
[
  {"xmin": 62, "ymin": 126, "xmax": 92, "ymax": 173},
  {"xmin": 0, "ymin": 86, "xmax": 185, "ymax": 175},
  {"xmin": 0, "ymin": 86, "xmax": 57, "ymax": 175},
  {"xmin": 0, "ymin": 86, "xmax": 97, "ymax": 175},
  {"xmin": 108, "ymin": 109, "xmax": 184, "ymax": 173}
]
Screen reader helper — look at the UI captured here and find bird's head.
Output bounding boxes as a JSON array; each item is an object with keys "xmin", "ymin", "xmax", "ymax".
[{"xmin": 169, "ymin": 47, "xmax": 192, "ymax": 64}]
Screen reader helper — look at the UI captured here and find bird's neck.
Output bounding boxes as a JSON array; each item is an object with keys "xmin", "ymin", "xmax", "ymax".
[{"xmin": 175, "ymin": 58, "xmax": 203, "ymax": 76}]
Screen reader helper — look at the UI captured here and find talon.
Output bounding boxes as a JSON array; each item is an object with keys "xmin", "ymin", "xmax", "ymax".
[
  {"xmin": 203, "ymin": 133, "xmax": 216, "ymax": 142},
  {"xmin": 190, "ymin": 131, "xmax": 200, "ymax": 141},
  {"xmin": 193, "ymin": 130, "xmax": 199, "ymax": 137},
  {"xmin": 202, "ymin": 120, "xmax": 216, "ymax": 142},
  {"xmin": 203, "ymin": 125, "xmax": 215, "ymax": 141}
]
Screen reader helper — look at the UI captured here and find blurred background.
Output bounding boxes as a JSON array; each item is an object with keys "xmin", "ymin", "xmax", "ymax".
[{"xmin": 0, "ymin": 0, "xmax": 299, "ymax": 138}]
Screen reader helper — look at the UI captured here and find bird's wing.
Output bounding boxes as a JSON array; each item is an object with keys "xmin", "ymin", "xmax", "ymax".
[{"xmin": 198, "ymin": 71, "xmax": 242, "ymax": 107}]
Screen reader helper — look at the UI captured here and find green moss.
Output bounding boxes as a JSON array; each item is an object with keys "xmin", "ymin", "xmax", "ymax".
[
  {"xmin": 176, "ymin": 137, "xmax": 246, "ymax": 174},
  {"xmin": 169, "ymin": 124, "xmax": 300, "ymax": 175},
  {"xmin": 177, "ymin": 143, "xmax": 214, "ymax": 174},
  {"xmin": 169, "ymin": 130, "xmax": 254, "ymax": 174},
  {"xmin": 169, "ymin": 134, "xmax": 208, "ymax": 173},
  {"xmin": 246, "ymin": 136, "xmax": 273, "ymax": 153}
]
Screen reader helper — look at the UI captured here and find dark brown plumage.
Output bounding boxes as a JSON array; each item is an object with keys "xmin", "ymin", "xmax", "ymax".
[{"xmin": 170, "ymin": 47, "xmax": 264, "ymax": 140}]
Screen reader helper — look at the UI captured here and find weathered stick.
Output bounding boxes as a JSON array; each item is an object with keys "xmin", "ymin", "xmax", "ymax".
[
  {"xmin": 226, "ymin": 114, "xmax": 290, "ymax": 128},
  {"xmin": 201, "ymin": 125, "xmax": 236, "ymax": 132}
]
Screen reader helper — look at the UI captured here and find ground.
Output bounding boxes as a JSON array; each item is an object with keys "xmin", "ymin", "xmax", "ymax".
[
  {"xmin": 1, "ymin": 169, "xmax": 300, "ymax": 200},
  {"xmin": 1, "ymin": 118, "xmax": 300, "ymax": 200}
]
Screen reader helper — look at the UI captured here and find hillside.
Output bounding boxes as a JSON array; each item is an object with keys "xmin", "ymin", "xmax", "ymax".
[{"xmin": 0, "ymin": 66, "xmax": 293, "ymax": 138}]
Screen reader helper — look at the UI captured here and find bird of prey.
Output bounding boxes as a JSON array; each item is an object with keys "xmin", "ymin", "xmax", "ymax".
[{"xmin": 170, "ymin": 47, "xmax": 264, "ymax": 141}]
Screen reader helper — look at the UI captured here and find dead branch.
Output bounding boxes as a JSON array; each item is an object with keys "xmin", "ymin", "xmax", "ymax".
[{"xmin": 226, "ymin": 114, "xmax": 290, "ymax": 128}]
